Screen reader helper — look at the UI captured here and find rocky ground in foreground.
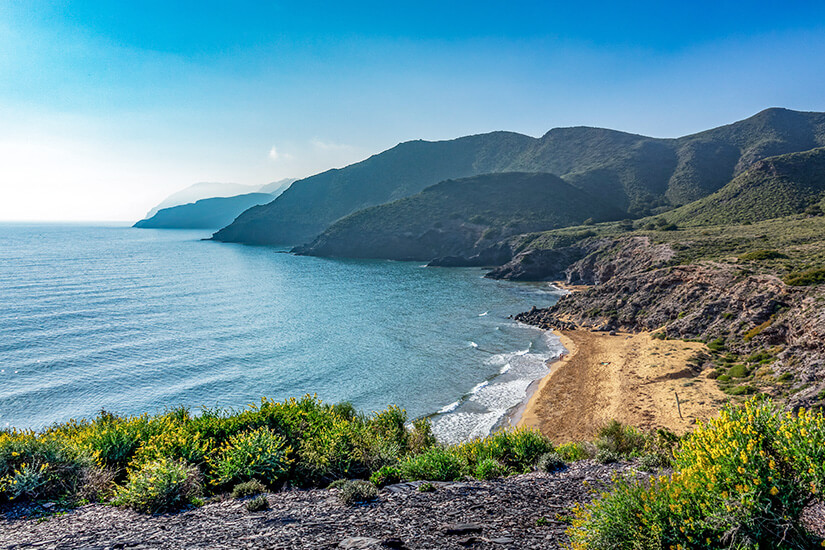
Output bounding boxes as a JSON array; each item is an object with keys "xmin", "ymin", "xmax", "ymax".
[{"xmin": 0, "ymin": 461, "xmax": 638, "ymax": 550}]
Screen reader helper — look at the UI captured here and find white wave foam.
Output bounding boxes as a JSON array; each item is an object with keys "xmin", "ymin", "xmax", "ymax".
[
  {"xmin": 468, "ymin": 341, "xmax": 479, "ymax": 348},
  {"xmin": 468, "ymin": 379, "xmax": 489, "ymax": 394},
  {"xmin": 478, "ymin": 311, "xmax": 488, "ymax": 316},
  {"xmin": 438, "ymin": 400, "xmax": 460, "ymax": 414},
  {"xmin": 500, "ymin": 363, "xmax": 511, "ymax": 374}
]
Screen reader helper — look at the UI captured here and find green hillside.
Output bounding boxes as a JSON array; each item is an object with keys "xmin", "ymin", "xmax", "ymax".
[
  {"xmin": 213, "ymin": 108, "xmax": 825, "ymax": 247},
  {"xmin": 211, "ymin": 132, "xmax": 536, "ymax": 245},
  {"xmin": 133, "ymin": 193, "xmax": 276, "ymax": 229},
  {"xmin": 665, "ymin": 147, "xmax": 825, "ymax": 226},
  {"xmin": 294, "ymin": 172, "xmax": 624, "ymax": 261}
]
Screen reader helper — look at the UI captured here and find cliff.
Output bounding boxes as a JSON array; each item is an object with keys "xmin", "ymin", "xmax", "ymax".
[{"xmin": 513, "ymin": 235, "xmax": 825, "ymax": 408}]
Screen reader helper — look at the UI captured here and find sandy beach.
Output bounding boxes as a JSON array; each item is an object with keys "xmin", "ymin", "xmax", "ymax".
[{"xmin": 517, "ymin": 329, "xmax": 727, "ymax": 443}]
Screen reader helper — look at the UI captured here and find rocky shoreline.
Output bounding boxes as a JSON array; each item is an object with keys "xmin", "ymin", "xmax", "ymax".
[
  {"xmin": 0, "ymin": 461, "xmax": 640, "ymax": 550},
  {"xmin": 512, "ymin": 236, "xmax": 825, "ymax": 408}
]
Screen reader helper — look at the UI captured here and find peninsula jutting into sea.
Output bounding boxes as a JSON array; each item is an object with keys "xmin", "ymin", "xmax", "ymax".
[{"xmin": 3, "ymin": 2, "xmax": 825, "ymax": 547}]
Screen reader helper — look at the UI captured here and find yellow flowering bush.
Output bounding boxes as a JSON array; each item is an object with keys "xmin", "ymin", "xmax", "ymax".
[
  {"xmin": 0, "ymin": 394, "xmax": 553, "ymax": 512},
  {"xmin": 0, "ymin": 431, "xmax": 90, "ymax": 500},
  {"xmin": 211, "ymin": 426, "xmax": 292, "ymax": 487},
  {"xmin": 569, "ymin": 397, "xmax": 825, "ymax": 549},
  {"xmin": 115, "ymin": 458, "xmax": 202, "ymax": 514}
]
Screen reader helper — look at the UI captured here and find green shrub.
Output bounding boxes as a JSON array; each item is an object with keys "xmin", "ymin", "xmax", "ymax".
[
  {"xmin": 231, "ymin": 479, "xmax": 266, "ymax": 499},
  {"xmin": 369, "ymin": 465, "xmax": 402, "ymax": 487},
  {"xmin": 707, "ymin": 337, "xmax": 726, "ymax": 351},
  {"xmin": 739, "ymin": 249, "xmax": 787, "ymax": 261},
  {"xmin": 407, "ymin": 418, "xmax": 437, "ymax": 454},
  {"xmin": 555, "ymin": 442, "xmax": 591, "ymax": 461},
  {"xmin": 76, "ymin": 411, "xmax": 158, "ymax": 473},
  {"xmin": 417, "ymin": 481, "xmax": 435, "ymax": 492},
  {"xmin": 453, "ymin": 428, "xmax": 553, "ymax": 473},
  {"xmin": 212, "ymin": 427, "xmax": 292, "ymax": 487},
  {"xmin": 570, "ymin": 398, "xmax": 825, "ymax": 549},
  {"xmin": 0, "ymin": 433, "xmax": 91, "ymax": 501},
  {"xmin": 595, "ymin": 449, "xmax": 621, "ymax": 464},
  {"xmin": 245, "ymin": 494, "xmax": 269, "ymax": 512},
  {"xmin": 594, "ymin": 420, "xmax": 646, "ymax": 456},
  {"xmin": 337, "ymin": 480, "xmax": 378, "ymax": 505},
  {"xmin": 474, "ymin": 458, "xmax": 507, "ymax": 480},
  {"xmin": 400, "ymin": 447, "xmax": 466, "ymax": 481},
  {"xmin": 785, "ymin": 267, "xmax": 825, "ymax": 286},
  {"xmin": 728, "ymin": 364, "xmax": 751, "ymax": 378},
  {"xmin": 746, "ymin": 351, "xmax": 774, "ymax": 364},
  {"xmin": 636, "ymin": 452, "xmax": 670, "ymax": 472},
  {"xmin": 536, "ymin": 452, "xmax": 565, "ymax": 473},
  {"xmin": 327, "ymin": 479, "xmax": 348, "ymax": 490},
  {"xmin": 116, "ymin": 458, "xmax": 201, "ymax": 514},
  {"xmin": 717, "ymin": 374, "xmax": 732, "ymax": 382},
  {"xmin": 725, "ymin": 384, "xmax": 757, "ymax": 396}
]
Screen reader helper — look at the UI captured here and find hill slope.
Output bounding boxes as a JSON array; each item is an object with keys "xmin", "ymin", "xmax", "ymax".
[
  {"xmin": 666, "ymin": 147, "xmax": 825, "ymax": 226},
  {"xmin": 134, "ymin": 193, "xmax": 276, "ymax": 229},
  {"xmin": 212, "ymin": 132, "xmax": 536, "ymax": 245},
  {"xmin": 213, "ymin": 108, "xmax": 825, "ymax": 247},
  {"xmin": 294, "ymin": 172, "xmax": 623, "ymax": 261}
]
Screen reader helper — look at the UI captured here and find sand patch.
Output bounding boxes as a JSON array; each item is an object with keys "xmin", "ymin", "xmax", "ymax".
[{"xmin": 518, "ymin": 330, "xmax": 727, "ymax": 443}]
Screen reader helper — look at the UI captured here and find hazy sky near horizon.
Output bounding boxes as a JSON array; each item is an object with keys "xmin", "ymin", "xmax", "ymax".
[{"xmin": 2, "ymin": 1, "xmax": 825, "ymax": 221}]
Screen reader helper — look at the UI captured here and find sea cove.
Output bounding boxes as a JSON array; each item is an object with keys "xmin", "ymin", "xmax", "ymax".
[{"xmin": 0, "ymin": 223, "xmax": 563, "ymax": 440}]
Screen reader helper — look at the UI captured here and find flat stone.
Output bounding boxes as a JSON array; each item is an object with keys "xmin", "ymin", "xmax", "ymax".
[
  {"xmin": 443, "ymin": 523, "xmax": 484, "ymax": 535},
  {"xmin": 339, "ymin": 537, "xmax": 382, "ymax": 549},
  {"xmin": 490, "ymin": 537, "xmax": 515, "ymax": 544}
]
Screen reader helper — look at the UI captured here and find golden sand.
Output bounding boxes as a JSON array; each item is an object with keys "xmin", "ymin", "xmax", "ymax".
[{"xmin": 518, "ymin": 329, "xmax": 727, "ymax": 443}]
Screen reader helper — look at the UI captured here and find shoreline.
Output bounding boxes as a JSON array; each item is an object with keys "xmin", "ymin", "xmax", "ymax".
[
  {"xmin": 507, "ymin": 330, "xmax": 575, "ymax": 429},
  {"xmin": 515, "ymin": 328, "xmax": 727, "ymax": 443}
]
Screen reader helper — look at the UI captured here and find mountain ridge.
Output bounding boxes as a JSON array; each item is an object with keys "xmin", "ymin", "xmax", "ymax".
[{"xmin": 212, "ymin": 108, "xmax": 825, "ymax": 248}]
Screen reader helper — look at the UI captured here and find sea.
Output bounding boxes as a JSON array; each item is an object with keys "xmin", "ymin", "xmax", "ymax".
[{"xmin": 0, "ymin": 223, "xmax": 565, "ymax": 442}]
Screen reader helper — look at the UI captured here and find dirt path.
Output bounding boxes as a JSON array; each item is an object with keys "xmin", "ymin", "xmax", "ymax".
[{"xmin": 519, "ymin": 330, "xmax": 727, "ymax": 443}]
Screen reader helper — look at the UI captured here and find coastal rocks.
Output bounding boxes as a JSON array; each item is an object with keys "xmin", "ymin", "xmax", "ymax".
[
  {"xmin": 442, "ymin": 523, "xmax": 483, "ymax": 535},
  {"xmin": 514, "ymin": 235, "xmax": 825, "ymax": 409},
  {"xmin": 428, "ymin": 243, "xmax": 514, "ymax": 268},
  {"xmin": 484, "ymin": 247, "xmax": 584, "ymax": 281},
  {"xmin": 564, "ymin": 236, "xmax": 675, "ymax": 286},
  {"xmin": 0, "ymin": 461, "xmax": 635, "ymax": 550}
]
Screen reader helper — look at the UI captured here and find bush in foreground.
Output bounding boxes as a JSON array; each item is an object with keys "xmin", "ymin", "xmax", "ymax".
[
  {"xmin": 231, "ymin": 479, "xmax": 266, "ymax": 499},
  {"xmin": 245, "ymin": 494, "xmax": 269, "ymax": 512},
  {"xmin": 0, "ymin": 433, "xmax": 90, "ymax": 501},
  {"xmin": 337, "ymin": 480, "xmax": 378, "ymax": 505},
  {"xmin": 568, "ymin": 397, "xmax": 825, "ymax": 549},
  {"xmin": 0, "ymin": 395, "xmax": 554, "ymax": 513},
  {"xmin": 211, "ymin": 427, "xmax": 292, "ymax": 488},
  {"xmin": 115, "ymin": 458, "xmax": 202, "ymax": 514}
]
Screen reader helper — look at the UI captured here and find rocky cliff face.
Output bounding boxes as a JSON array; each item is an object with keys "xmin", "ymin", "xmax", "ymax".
[{"xmin": 513, "ymin": 236, "xmax": 825, "ymax": 408}]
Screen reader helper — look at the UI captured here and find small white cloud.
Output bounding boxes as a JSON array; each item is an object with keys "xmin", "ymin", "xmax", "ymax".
[{"xmin": 268, "ymin": 146, "xmax": 293, "ymax": 161}]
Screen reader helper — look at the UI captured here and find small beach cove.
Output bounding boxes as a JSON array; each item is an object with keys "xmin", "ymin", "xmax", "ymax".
[{"xmin": 515, "ymin": 328, "xmax": 728, "ymax": 442}]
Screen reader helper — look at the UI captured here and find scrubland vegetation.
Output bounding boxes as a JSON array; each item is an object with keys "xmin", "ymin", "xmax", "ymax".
[
  {"xmin": 0, "ymin": 396, "xmax": 553, "ymax": 514},
  {"xmin": 3, "ymin": 393, "xmax": 825, "ymax": 548},
  {"xmin": 569, "ymin": 397, "xmax": 825, "ymax": 549}
]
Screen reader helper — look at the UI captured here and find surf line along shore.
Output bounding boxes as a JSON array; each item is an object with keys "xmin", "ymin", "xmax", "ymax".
[{"xmin": 511, "ymin": 327, "xmax": 728, "ymax": 443}]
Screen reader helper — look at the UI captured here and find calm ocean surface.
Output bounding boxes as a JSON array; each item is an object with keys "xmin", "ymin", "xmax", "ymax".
[{"xmin": 0, "ymin": 224, "xmax": 563, "ymax": 441}]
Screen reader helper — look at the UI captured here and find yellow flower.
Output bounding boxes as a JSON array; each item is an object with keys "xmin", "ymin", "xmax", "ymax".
[{"xmin": 770, "ymin": 486, "xmax": 779, "ymax": 496}]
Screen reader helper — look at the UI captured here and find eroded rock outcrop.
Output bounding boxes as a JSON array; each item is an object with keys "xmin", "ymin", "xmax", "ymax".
[{"xmin": 513, "ymin": 236, "xmax": 825, "ymax": 408}]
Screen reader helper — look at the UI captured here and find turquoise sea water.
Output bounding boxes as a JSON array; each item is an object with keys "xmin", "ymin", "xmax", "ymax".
[{"xmin": 0, "ymin": 224, "xmax": 563, "ymax": 441}]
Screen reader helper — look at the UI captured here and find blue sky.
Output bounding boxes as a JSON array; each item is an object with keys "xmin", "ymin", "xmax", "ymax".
[{"xmin": 2, "ymin": 1, "xmax": 825, "ymax": 220}]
